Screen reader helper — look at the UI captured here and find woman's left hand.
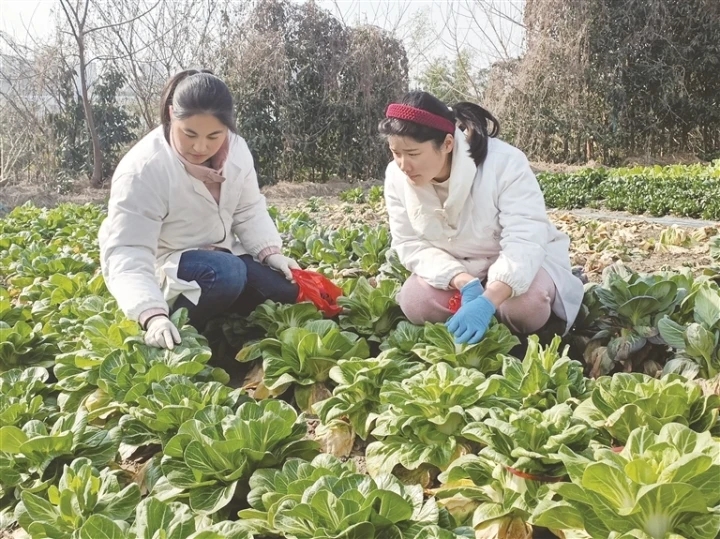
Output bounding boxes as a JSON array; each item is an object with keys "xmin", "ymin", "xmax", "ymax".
[
  {"xmin": 446, "ymin": 295, "xmax": 496, "ymax": 345},
  {"xmin": 265, "ymin": 253, "xmax": 301, "ymax": 281}
]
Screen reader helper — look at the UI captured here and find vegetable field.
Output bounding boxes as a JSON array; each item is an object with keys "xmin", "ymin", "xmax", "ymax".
[
  {"xmin": 1, "ymin": 191, "xmax": 719, "ymax": 539},
  {"xmin": 537, "ymin": 160, "xmax": 720, "ymax": 220}
]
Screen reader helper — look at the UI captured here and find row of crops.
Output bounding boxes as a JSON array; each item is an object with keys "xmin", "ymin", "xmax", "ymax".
[
  {"xmin": 1, "ymin": 201, "xmax": 719, "ymax": 539},
  {"xmin": 538, "ymin": 161, "xmax": 720, "ymax": 220},
  {"xmin": 338, "ymin": 160, "xmax": 720, "ymax": 220}
]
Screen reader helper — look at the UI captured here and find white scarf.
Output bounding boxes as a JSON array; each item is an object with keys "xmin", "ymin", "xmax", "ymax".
[{"xmin": 402, "ymin": 127, "xmax": 478, "ymax": 241}]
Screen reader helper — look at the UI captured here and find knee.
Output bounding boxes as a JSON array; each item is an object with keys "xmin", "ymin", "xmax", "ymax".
[
  {"xmin": 397, "ymin": 276, "xmax": 452, "ymax": 325},
  {"xmin": 397, "ymin": 294, "xmax": 428, "ymax": 325},
  {"xmin": 238, "ymin": 254, "xmax": 297, "ymax": 305},
  {"xmin": 208, "ymin": 253, "xmax": 248, "ymax": 294},
  {"xmin": 497, "ymin": 288, "xmax": 552, "ymax": 334},
  {"xmin": 272, "ymin": 278, "xmax": 299, "ymax": 305}
]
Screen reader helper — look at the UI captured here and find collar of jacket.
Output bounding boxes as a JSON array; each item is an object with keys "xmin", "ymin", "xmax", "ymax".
[
  {"xmin": 169, "ymin": 128, "xmax": 229, "ymax": 185},
  {"xmin": 402, "ymin": 127, "xmax": 477, "ymax": 240}
]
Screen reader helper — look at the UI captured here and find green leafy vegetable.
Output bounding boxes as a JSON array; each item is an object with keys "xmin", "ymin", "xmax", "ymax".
[
  {"xmin": 0, "ymin": 320, "xmax": 57, "ymax": 373},
  {"xmin": 531, "ymin": 423, "xmax": 720, "ymax": 539},
  {"xmin": 156, "ymin": 399, "xmax": 318, "ymax": 514},
  {"xmin": 432, "ymin": 455, "xmax": 549, "ymax": 539},
  {"xmin": 338, "ymin": 278, "xmax": 405, "ymax": 341},
  {"xmin": 573, "ymin": 372, "xmax": 720, "ymax": 445},
  {"xmin": 247, "ymin": 301, "xmax": 323, "ymax": 338},
  {"xmin": 14, "ymin": 457, "xmax": 140, "ymax": 539},
  {"xmin": 314, "ymin": 353, "xmax": 424, "ymax": 440},
  {"xmin": 367, "ymin": 363, "xmax": 511, "ymax": 476},
  {"xmin": 119, "ymin": 375, "xmax": 249, "ymax": 447},
  {"xmin": 0, "ymin": 367, "xmax": 57, "ymax": 429},
  {"xmin": 412, "ymin": 322, "xmax": 519, "ymax": 374},
  {"xmin": 0, "ymin": 409, "xmax": 120, "ymax": 504},
  {"xmin": 241, "ymin": 454, "xmax": 467, "ymax": 539},
  {"xmin": 463, "ymin": 404, "xmax": 596, "ymax": 480},
  {"xmin": 491, "ymin": 335, "xmax": 592, "ymax": 410},
  {"xmin": 237, "ymin": 320, "xmax": 370, "ymax": 412},
  {"xmin": 582, "ymin": 265, "xmax": 686, "ymax": 375},
  {"xmin": 660, "ymin": 283, "xmax": 720, "ymax": 379}
]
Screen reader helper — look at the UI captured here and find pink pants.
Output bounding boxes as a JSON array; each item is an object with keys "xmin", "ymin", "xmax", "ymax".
[{"xmin": 396, "ymin": 269, "xmax": 562, "ymax": 334}]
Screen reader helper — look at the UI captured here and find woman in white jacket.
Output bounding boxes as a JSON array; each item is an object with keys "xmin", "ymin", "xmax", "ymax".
[
  {"xmin": 99, "ymin": 70, "xmax": 300, "ymax": 349},
  {"xmin": 380, "ymin": 91, "xmax": 583, "ymax": 344}
]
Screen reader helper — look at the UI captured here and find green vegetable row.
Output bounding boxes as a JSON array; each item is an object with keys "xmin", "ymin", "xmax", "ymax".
[{"xmin": 537, "ymin": 160, "xmax": 720, "ymax": 219}]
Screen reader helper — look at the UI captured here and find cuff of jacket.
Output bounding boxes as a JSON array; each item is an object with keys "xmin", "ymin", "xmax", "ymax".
[
  {"xmin": 419, "ymin": 264, "xmax": 468, "ymax": 290},
  {"xmin": 487, "ymin": 258, "xmax": 531, "ymax": 298},
  {"xmin": 257, "ymin": 245, "xmax": 282, "ymax": 263},
  {"xmin": 138, "ymin": 307, "xmax": 169, "ymax": 328},
  {"xmin": 125, "ymin": 299, "xmax": 168, "ymax": 323}
]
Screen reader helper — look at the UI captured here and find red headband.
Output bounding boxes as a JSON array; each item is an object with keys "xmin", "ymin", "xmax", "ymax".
[{"xmin": 385, "ymin": 103, "xmax": 456, "ymax": 134}]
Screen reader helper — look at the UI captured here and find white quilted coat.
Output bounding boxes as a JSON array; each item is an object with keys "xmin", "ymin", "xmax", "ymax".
[{"xmin": 99, "ymin": 127, "xmax": 282, "ymax": 321}]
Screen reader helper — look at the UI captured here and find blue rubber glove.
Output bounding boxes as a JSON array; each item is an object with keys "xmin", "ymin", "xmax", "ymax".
[
  {"xmin": 446, "ymin": 295, "xmax": 496, "ymax": 345},
  {"xmin": 460, "ymin": 278, "xmax": 484, "ymax": 304}
]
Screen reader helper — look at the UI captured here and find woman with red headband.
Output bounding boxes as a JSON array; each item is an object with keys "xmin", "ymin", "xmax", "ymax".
[{"xmin": 380, "ymin": 91, "xmax": 584, "ymax": 344}]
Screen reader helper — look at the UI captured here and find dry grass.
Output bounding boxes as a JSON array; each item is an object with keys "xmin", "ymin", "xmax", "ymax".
[
  {"xmin": 0, "ymin": 178, "xmax": 370, "ymax": 215},
  {"xmin": 0, "ymin": 183, "xmax": 109, "ymax": 214}
]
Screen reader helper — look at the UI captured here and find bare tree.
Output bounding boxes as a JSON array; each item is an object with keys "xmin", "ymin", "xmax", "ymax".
[
  {"xmin": 0, "ymin": 29, "xmax": 73, "ymax": 186},
  {"xmin": 0, "ymin": 105, "xmax": 29, "ymax": 186},
  {"xmin": 1, "ymin": 0, "xmax": 237, "ymax": 186},
  {"xmin": 57, "ymin": 0, "xmax": 105, "ymax": 187},
  {"xmin": 0, "ymin": 33, "xmax": 53, "ymax": 136},
  {"xmin": 338, "ymin": 0, "xmax": 525, "ymax": 101},
  {"xmin": 425, "ymin": 1, "xmax": 524, "ymax": 98},
  {"xmin": 57, "ymin": 0, "xmax": 167, "ymax": 186},
  {"xmin": 91, "ymin": 0, "xmax": 233, "ymax": 131}
]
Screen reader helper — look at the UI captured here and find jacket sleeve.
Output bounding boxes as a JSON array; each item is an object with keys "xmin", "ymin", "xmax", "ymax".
[
  {"xmin": 385, "ymin": 176, "xmax": 467, "ymax": 290},
  {"xmin": 230, "ymin": 139, "xmax": 283, "ymax": 259},
  {"xmin": 99, "ymin": 171, "xmax": 169, "ymax": 321},
  {"xmin": 486, "ymin": 151, "xmax": 549, "ymax": 296}
]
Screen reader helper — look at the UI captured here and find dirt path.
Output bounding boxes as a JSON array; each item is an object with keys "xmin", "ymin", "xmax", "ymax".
[{"xmin": 555, "ymin": 208, "xmax": 717, "ymax": 228}]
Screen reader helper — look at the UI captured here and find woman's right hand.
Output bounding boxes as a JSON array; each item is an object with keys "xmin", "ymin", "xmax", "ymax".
[
  {"xmin": 451, "ymin": 272, "xmax": 477, "ymax": 291},
  {"xmin": 265, "ymin": 253, "xmax": 301, "ymax": 281},
  {"xmin": 144, "ymin": 315, "xmax": 182, "ymax": 349}
]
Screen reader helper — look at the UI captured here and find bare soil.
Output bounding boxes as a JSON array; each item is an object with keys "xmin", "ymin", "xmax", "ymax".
[
  {"xmin": 626, "ymin": 250, "xmax": 712, "ymax": 276},
  {"xmin": 0, "ymin": 182, "xmax": 109, "ymax": 213}
]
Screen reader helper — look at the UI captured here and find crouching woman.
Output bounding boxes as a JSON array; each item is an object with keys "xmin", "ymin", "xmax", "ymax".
[
  {"xmin": 99, "ymin": 69, "xmax": 299, "ymax": 349},
  {"xmin": 380, "ymin": 91, "xmax": 583, "ymax": 344}
]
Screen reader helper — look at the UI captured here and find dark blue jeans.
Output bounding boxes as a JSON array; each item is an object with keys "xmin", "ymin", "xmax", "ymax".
[{"xmin": 172, "ymin": 250, "xmax": 298, "ymax": 330}]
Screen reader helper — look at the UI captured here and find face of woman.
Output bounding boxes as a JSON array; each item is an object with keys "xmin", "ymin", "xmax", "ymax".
[
  {"xmin": 170, "ymin": 111, "xmax": 228, "ymax": 164},
  {"xmin": 388, "ymin": 134, "xmax": 453, "ymax": 185}
]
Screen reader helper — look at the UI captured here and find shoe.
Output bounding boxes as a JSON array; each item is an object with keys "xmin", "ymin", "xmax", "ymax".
[{"xmin": 572, "ymin": 265, "xmax": 589, "ymax": 285}]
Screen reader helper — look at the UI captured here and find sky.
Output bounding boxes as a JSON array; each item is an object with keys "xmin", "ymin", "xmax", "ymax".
[
  {"xmin": 0, "ymin": 0, "xmax": 525, "ymax": 73},
  {"xmin": 1, "ymin": 0, "xmax": 55, "ymax": 42}
]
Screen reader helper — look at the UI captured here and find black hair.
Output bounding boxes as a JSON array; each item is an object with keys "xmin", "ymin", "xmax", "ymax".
[
  {"xmin": 159, "ymin": 69, "xmax": 237, "ymax": 137},
  {"xmin": 378, "ymin": 90, "xmax": 499, "ymax": 166}
]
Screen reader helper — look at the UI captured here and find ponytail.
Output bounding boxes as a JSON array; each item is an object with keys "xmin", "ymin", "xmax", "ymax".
[
  {"xmin": 452, "ymin": 102, "xmax": 500, "ymax": 166},
  {"xmin": 159, "ymin": 68, "xmax": 236, "ymax": 137}
]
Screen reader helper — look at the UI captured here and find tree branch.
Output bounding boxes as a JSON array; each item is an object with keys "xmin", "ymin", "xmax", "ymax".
[{"xmin": 85, "ymin": 0, "xmax": 162, "ymax": 35}]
